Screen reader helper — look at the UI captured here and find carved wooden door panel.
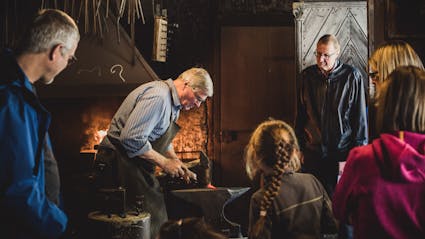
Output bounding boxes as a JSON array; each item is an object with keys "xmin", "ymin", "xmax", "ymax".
[{"xmin": 292, "ymin": 1, "xmax": 368, "ymax": 91}]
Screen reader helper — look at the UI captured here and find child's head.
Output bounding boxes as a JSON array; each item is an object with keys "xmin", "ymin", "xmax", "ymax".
[
  {"xmin": 245, "ymin": 119, "xmax": 301, "ymax": 179},
  {"xmin": 376, "ymin": 65, "xmax": 425, "ymax": 134},
  {"xmin": 245, "ymin": 119, "xmax": 302, "ymax": 238}
]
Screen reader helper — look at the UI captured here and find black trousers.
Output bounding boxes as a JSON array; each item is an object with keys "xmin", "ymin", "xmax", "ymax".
[{"xmin": 302, "ymin": 149, "xmax": 348, "ymax": 197}]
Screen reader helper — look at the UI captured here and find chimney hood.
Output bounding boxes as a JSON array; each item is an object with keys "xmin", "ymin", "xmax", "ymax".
[{"xmin": 37, "ymin": 15, "xmax": 160, "ymax": 98}]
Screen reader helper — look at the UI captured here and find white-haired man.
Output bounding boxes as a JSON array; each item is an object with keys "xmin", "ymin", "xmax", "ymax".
[{"xmin": 95, "ymin": 67, "xmax": 214, "ymax": 239}]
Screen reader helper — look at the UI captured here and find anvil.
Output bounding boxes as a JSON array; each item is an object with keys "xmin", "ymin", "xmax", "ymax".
[{"xmin": 171, "ymin": 187, "xmax": 250, "ymax": 238}]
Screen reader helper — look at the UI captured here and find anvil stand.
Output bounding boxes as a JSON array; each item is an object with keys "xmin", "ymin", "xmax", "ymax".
[{"xmin": 171, "ymin": 187, "xmax": 250, "ymax": 238}]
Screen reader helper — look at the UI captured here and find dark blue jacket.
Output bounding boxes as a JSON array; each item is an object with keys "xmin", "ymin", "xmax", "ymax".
[
  {"xmin": 0, "ymin": 49, "xmax": 67, "ymax": 238},
  {"xmin": 295, "ymin": 60, "xmax": 368, "ymax": 160}
]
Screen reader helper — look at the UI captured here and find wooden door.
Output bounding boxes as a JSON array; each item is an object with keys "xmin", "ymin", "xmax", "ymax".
[{"xmin": 216, "ymin": 26, "xmax": 296, "ymax": 186}]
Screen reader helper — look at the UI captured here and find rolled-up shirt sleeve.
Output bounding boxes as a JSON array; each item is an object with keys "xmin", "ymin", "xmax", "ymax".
[{"xmin": 120, "ymin": 93, "xmax": 167, "ymax": 158}]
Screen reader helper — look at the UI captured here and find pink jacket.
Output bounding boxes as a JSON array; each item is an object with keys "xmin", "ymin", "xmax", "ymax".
[{"xmin": 333, "ymin": 131, "xmax": 425, "ymax": 239}]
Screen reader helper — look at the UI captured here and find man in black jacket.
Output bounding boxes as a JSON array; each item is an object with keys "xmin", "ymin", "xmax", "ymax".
[{"xmin": 295, "ymin": 34, "xmax": 368, "ymax": 196}]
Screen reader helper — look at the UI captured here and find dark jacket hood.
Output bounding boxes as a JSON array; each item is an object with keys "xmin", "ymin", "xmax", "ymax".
[{"xmin": 372, "ymin": 131, "xmax": 425, "ymax": 183}]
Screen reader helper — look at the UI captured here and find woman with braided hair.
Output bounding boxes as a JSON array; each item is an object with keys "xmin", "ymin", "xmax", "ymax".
[{"xmin": 245, "ymin": 120, "xmax": 337, "ymax": 239}]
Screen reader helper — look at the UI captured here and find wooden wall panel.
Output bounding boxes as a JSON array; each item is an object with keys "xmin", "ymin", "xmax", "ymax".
[{"xmin": 218, "ymin": 26, "xmax": 295, "ymax": 186}]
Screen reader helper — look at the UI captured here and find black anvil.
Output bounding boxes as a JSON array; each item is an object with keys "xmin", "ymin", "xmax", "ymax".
[{"xmin": 171, "ymin": 187, "xmax": 250, "ymax": 238}]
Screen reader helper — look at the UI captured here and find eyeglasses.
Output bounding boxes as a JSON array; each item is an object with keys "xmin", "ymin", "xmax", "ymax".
[
  {"xmin": 191, "ymin": 87, "xmax": 205, "ymax": 104},
  {"xmin": 67, "ymin": 55, "xmax": 77, "ymax": 66},
  {"xmin": 58, "ymin": 44, "xmax": 77, "ymax": 66},
  {"xmin": 314, "ymin": 51, "xmax": 337, "ymax": 59},
  {"xmin": 368, "ymin": 71, "xmax": 378, "ymax": 79}
]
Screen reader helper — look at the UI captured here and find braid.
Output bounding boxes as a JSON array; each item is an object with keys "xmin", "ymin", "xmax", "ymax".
[{"xmin": 251, "ymin": 140, "xmax": 294, "ymax": 238}]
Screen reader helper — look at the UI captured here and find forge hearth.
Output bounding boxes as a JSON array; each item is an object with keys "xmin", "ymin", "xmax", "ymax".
[{"xmin": 42, "ymin": 90, "xmax": 213, "ymax": 238}]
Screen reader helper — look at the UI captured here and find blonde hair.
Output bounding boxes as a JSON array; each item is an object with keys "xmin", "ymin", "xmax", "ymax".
[
  {"xmin": 245, "ymin": 119, "xmax": 301, "ymax": 237},
  {"xmin": 375, "ymin": 66, "xmax": 425, "ymax": 135},
  {"xmin": 177, "ymin": 67, "xmax": 213, "ymax": 97},
  {"xmin": 368, "ymin": 40, "xmax": 424, "ymax": 85}
]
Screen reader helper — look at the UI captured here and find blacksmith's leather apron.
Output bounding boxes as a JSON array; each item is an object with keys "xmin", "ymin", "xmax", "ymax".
[
  {"xmin": 95, "ymin": 87, "xmax": 180, "ymax": 239},
  {"xmin": 96, "ymin": 120, "xmax": 180, "ymax": 239}
]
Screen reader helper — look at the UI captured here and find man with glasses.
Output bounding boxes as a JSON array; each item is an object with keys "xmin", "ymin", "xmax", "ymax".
[
  {"xmin": 94, "ymin": 67, "xmax": 213, "ymax": 239},
  {"xmin": 0, "ymin": 9, "xmax": 79, "ymax": 238},
  {"xmin": 295, "ymin": 34, "xmax": 368, "ymax": 197}
]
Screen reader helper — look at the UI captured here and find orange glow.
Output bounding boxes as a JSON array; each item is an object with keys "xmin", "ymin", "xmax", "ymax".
[
  {"xmin": 95, "ymin": 129, "xmax": 108, "ymax": 144},
  {"xmin": 80, "ymin": 126, "xmax": 109, "ymax": 152},
  {"xmin": 80, "ymin": 114, "xmax": 110, "ymax": 152}
]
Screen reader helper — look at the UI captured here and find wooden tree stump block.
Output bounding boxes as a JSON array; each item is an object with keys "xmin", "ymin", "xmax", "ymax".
[{"xmin": 88, "ymin": 211, "xmax": 151, "ymax": 239}]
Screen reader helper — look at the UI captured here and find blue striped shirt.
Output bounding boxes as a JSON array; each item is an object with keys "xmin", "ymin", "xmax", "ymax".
[{"xmin": 101, "ymin": 79, "xmax": 181, "ymax": 158}]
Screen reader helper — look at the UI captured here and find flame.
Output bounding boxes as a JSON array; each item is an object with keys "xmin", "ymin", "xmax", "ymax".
[
  {"xmin": 80, "ymin": 126, "xmax": 109, "ymax": 152},
  {"xmin": 94, "ymin": 129, "xmax": 108, "ymax": 144},
  {"xmin": 80, "ymin": 115, "xmax": 110, "ymax": 152}
]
